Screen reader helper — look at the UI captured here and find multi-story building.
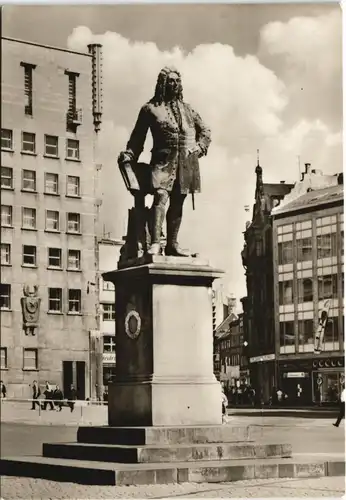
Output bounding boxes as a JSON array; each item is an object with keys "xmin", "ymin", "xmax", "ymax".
[
  {"xmin": 1, "ymin": 37, "xmax": 103, "ymax": 399},
  {"xmin": 241, "ymin": 160, "xmax": 293, "ymax": 402},
  {"xmin": 272, "ymin": 164, "xmax": 344, "ymax": 405},
  {"xmin": 98, "ymin": 238, "xmax": 123, "ymax": 387}
]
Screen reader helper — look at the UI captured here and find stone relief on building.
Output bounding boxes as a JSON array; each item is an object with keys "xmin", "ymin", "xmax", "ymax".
[
  {"xmin": 21, "ymin": 284, "xmax": 41, "ymax": 335},
  {"xmin": 117, "ymin": 66, "xmax": 211, "ymax": 265}
]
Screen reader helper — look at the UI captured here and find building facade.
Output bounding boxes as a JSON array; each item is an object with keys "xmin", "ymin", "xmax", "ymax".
[
  {"xmin": 241, "ymin": 160, "xmax": 293, "ymax": 402},
  {"xmin": 272, "ymin": 165, "xmax": 344, "ymax": 405},
  {"xmin": 1, "ymin": 37, "xmax": 102, "ymax": 399},
  {"xmin": 98, "ymin": 238, "xmax": 123, "ymax": 387}
]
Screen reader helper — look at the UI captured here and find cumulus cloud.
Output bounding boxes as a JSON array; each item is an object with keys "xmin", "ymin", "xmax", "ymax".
[{"xmin": 67, "ymin": 19, "xmax": 341, "ymax": 302}]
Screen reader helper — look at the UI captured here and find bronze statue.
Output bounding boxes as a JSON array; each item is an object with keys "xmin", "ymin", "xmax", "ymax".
[
  {"xmin": 21, "ymin": 284, "xmax": 41, "ymax": 335},
  {"xmin": 118, "ymin": 66, "xmax": 211, "ymax": 261}
]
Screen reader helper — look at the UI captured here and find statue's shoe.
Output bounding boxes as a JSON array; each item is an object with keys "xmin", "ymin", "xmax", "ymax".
[
  {"xmin": 147, "ymin": 243, "xmax": 161, "ymax": 255},
  {"xmin": 165, "ymin": 245, "xmax": 191, "ymax": 257}
]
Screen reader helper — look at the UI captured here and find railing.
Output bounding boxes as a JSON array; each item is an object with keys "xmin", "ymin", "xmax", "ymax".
[{"xmin": 0, "ymin": 397, "xmax": 108, "ymax": 421}]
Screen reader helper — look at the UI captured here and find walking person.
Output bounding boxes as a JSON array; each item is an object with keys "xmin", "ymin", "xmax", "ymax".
[
  {"xmin": 0, "ymin": 380, "xmax": 7, "ymax": 399},
  {"xmin": 333, "ymin": 385, "xmax": 345, "ymax": 428},
  {"xmin": 31, "ymin": 380, "xmax": 41, "ymax": 410},
  {"xmin": 67, "ymin": 384, "xmax": 77, "ymax": 413},
  {"xmin": 221, "ymin": 385, "xmax": 228, "ymax": 424},
  {"xmin": 53, "ymin": 385, "xmax": 64, "ymax": 411},
  {"xmin": 42, "ymin": 381, "xmax": 54, "ymax": 411}
]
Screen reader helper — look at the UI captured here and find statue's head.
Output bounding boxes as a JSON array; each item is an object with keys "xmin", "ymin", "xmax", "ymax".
[
  {"xmin": 152, "ymin": 66, "xmax": 183, "ymax": 104},
  {"xmin": 23, "ymin": 284, "xmax": 38, "ymax": 297}
]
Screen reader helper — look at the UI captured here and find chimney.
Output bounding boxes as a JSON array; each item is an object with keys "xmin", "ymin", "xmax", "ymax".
[{"xmin": 305, "ymin": 163, "xmax": 311, "ymax": 174}]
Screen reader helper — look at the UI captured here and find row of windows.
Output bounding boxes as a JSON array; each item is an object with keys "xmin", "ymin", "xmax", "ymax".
[
  {"xmin": 0, "ymin": 284, "xmax": 82, "ymax": 313},
  {"xmin": 1, "ymin": 167, "xmax": 81, "ymax": 197},
  {"xmin": 1, "ymin": 205, "xmax": 82, "ymax": 233},
  {"xmin": 279, "ymin": 316, "xmax": 341, "ymax": 347},
  {"xmin": 278, "ymin": 232, "xmax": 343, "ymax": 265},
  {"xmin": 1, "ymin": 347, "xmax": 38, "ymax": 370},
  {"xmin": 0, "ymin": 285, "xmax": 115, "ymax": 319},
  {"xmin": 222, "ymin": 354, "xmax": 240, "ymax": 367},
  {"xmin": 1, "ymin": 244, "xmax": 81, "ymax": 270},
  {"xmin": 1, "ymin": 129, "xmax": 80, "ymax": 160},
  {"xmin": 279, "ymin": 274, "xmax": 344, "ymax": 305}
]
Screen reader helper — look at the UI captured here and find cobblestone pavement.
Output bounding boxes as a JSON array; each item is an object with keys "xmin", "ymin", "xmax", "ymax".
[{"xmin": 1, "ymin": 476, "xmax": 345, "ymax": 498}]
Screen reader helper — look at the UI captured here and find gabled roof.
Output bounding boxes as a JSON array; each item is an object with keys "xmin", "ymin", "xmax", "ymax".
[
  {"xmin": 215, "ymin": 312, "xmax": 238, "ymax": 338},
  {"xmin": 272, "ymin": 184, "xmax": 343, "ymax": 216}
]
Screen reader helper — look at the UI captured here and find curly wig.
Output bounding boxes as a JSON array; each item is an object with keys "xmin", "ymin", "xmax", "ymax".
[{"xmin": 151, "ymin": 66, "xmax": 183, "ymax": 105}]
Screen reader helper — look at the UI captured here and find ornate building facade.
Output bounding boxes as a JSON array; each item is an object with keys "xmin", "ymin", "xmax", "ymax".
[
  {"xmin": 241, "ymin": 160, "xmax": 293, "ymax": 402},
  {"xmin": 1, "ymin": 37, "xmax": 103, "ymax": 398}
]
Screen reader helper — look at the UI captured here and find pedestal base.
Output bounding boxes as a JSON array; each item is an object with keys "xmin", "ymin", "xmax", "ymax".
[{"xmin": 103, "ymin": 257, "xmax": 224, "ymax": 427}]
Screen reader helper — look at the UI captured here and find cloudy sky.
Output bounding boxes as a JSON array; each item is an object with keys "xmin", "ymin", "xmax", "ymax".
[{"xmin": 3, "ymin": 4, "xmax": 342, "ymax": 305}]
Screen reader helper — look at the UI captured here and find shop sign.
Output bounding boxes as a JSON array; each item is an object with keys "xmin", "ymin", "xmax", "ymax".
[
  {"xmin": 285, "ymin": 372, "xmax": 308, "ymax": 378},
  {"xmin": 250, "ymin": 353, "xmax": 275, "ymax": 363},
  {"xmin": 103, "ymin": 352, "xmax": 116, "ymax": 364}
]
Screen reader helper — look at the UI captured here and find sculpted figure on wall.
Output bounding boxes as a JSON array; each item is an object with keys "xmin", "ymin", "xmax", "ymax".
[{"xmin": 21, "ymin": 284, "xmax": 41, "ymax": 335}]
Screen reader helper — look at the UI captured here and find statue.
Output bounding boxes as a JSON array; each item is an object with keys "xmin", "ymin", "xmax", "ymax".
[
  {"xmin": 21, "ymin": 285, "xmax": 41, "ymax": 335},
  {"xmin": 118, "ymin": 66, "xmax": 211, "ymax": 262}
]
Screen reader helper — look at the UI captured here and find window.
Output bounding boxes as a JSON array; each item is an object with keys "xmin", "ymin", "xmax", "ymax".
[
  {"xmin": 48, "ymin": 248, "xmax": 62, "ymax": 268},
  {"xmin": 44, "ymin": 135, "xmax": 59, "ymax": 157},
  {"xmin": 279, "ymin": 280, "xmax": 293, "ymax": 305},
  {"xmin": 23, "ymin": 348, "xmax": 38, "ymax": 370},
  {"xmin": 1, "ymin": 243, "xmax": 11, "ymax": 265},
  {"xmin": 66, "ymin": 175, "xmax": 80, "ymax": 197},
  {"xmin": 325, "ymin": 316, "xmax": 339, "ymax": 343},
  {"xmin": 22, "ymin": 170, "xmax": 36, "ymax": 191},
  {"xmin": 317, "ymin": 234, "xmax": 337, "ymax": 259},
  {"xmin": 278, "ymin": 241, "xmax": 293, "ymax": 265},
  {"xmin": 22, "ymin": 132, "xmax": 36, "ymax": 154},
  {"xmin": 67, "ymin": 213, "xmax": 81, "ymax": 233},
  {"xmin": 279, "ymin": 320, "xmax": 295, "ymax": 346},
  {"xmin": 66, "ymin": 139, "xmax": 80, "ymax": 160},
  {"xmin": 318, "ymin": 275, "xmax": 338, "ymax": 300},
  {"xmin": 22, "ymin": 207, "xmax": 36, "ymax": 229},
  {"xmin": 255, "ymin": 240, "xmax": 263, "ymax": 256},
  {"xmin": 297, "ymin": 237, "xmax": 312, "ymax": 262},
  {"xmin": 1, "ymin": 167, "xmax": 13, "ymax": 188},
  {"xmin": 21, "ymin": 62, "xmax": 36, "ymax": 116},
  {"xmin": 68, "ymin": 289, "xmax": 81, "ymax": 313},
  {"xmin": 297, "ymin": 278, "xmax": 313, "ymax": 302},
  {"xmin": 46, "ymin": 210, "xmax": 59, "ymax": 231},
  {"xmin": 298, "ymin": 319, "xmax": 314, "ymax": 345},
  {"xmin": 44, "ymin": 173, "xmax": 59, "ymax": 195},
  {"xmin": 1, "ymin": 205, "xmax": 12, "ymax": 227},
  {"xmin": 67, "ymin": 249, "xmax": 81, "ymax": 270},
  {"xmin": 22, "ymin": 245, "xmax": 37, "ymax": 266},
  {"xmin": 1, "ymin": 129, "xmax": 13, "ymax": 150},
  {"xmin": 0, "ymin": 348, "xmax": 7, "ymax": 369},
  {"xmin": 103, "ymin": 335, "xmax": 116, "ymax": 352},
  {"xmin": 48, "ymin": 288, "xmax": 62, "ymax": 312},
  {"xmin": 0, "ymin": 284, "xmax": 11, "ymax": 309},
  {"xmin": 102, "ymin": 303, "xmax": 115, "ymax": 321},
  {"xmin": 103, "ymin": 279, "xmax": 115, "ymax": 291}
]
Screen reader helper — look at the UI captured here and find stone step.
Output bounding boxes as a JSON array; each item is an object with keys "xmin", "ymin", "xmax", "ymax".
[
  {"xmin": 43, "ymin": 441, "xmax": 292, "ymax": 463},
  {"xmin": 76, "ymin": 425, "xmax": 251, "ymax": 445},
  {"xmin": 0, "ymin": 455, "xmax": 344, "ymax": 486}
]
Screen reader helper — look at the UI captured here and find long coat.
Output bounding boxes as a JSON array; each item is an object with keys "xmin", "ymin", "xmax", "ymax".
[{"xmin": 125, "ymin": 100, "xmax": 211, "ymax": 194}]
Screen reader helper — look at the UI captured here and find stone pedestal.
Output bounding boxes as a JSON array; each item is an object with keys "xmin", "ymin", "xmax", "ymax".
[{"xmin": 103, "ymin": 256, "xmax": 224, "ymax": 427}]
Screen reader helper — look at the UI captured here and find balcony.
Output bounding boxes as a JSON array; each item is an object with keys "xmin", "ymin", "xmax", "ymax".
[{"xmin": 66, "ymin": 108, "xmax": 82, "ymax": 130}]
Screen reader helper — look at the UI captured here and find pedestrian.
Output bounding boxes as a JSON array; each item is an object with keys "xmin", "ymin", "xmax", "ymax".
[
  {"xmin": 53, "ymin": 384, "xmax": 64, "ymax": 411},
  {"xmin": 333, "ymin": 385, "xmax": 345, "ymax": 428},
  {"xmin": 42, "ymin": 381, "xmax": 54, "ymax": 411},
  {"xmin": 67, "ymin": 384, "xmax": 77, "ymax": 413},
  {"xmin": 277, "ymin": 388, "xmax": 283, "ymax": 404},
  {"xmin": 221, "ymin": 385, "xmax": 228, "ymax": 424},
  {"xmin": 0, "ymin": 380, "xmax": 7, "ymax": 399},
  {"xmin": 31, "ymin": 380, "xmax": 41, "ymax": 410}
]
